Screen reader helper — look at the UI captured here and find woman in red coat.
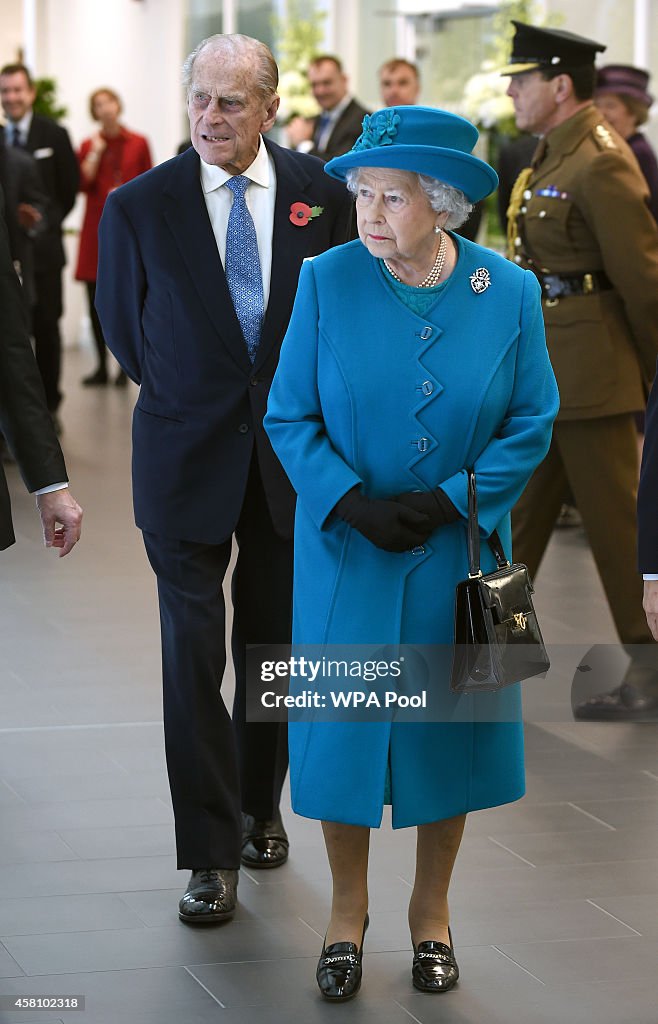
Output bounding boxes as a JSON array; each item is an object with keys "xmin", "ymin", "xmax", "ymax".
[{"xmin": 76, "ymin": 88, "xmax": 152, "ymax": 386}]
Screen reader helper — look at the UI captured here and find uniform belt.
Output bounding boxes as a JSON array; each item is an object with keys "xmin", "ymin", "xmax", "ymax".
[{"xmin": 536, "ymin": 270, "xmax": 612, "ymax": 300}]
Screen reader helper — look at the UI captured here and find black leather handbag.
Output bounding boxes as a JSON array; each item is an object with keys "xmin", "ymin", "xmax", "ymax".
[{"xmin": 450, "ymin": 470, "xmax": 550, "ymax": 693}]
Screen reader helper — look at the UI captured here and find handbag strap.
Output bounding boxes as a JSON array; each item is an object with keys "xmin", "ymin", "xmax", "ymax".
[{"xmin": 467, "ymin": 469, "xmax": 510, "ymax": 576}]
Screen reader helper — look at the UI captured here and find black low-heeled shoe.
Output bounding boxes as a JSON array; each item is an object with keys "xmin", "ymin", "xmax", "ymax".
[
  {"xmin": 412, "ymin": 927, "xmax": 459, "ymax": 993},
  {"xmin": 316, "ymin": 914, "xmax": 369, "ymax": 1001}
]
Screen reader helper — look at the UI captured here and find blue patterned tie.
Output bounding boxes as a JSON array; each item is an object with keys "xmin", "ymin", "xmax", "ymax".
[{"xmin": 224, "ymin": 175, "xmax": 264, "ymax": 362}]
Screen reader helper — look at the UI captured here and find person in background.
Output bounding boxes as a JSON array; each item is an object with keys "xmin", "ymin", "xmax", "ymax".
[
  {"xmin": 378, "ymin": 58, "xmax": 421, "ymax": 107},
  {"xmin": 288, "ymin": 55, "xmax": 369, "ymax": 161},
  {"xmin": 504, "ymin": 22, "xmax": 658, "ymax": 719},
  {"xmin": 0, "ymin": 63, "xmax": 78, "ymax": 430},
  {"xmin": 76, "ymin": 88, "xmax": 152, "ymax": 387},
  {"xmin": 377, "ymin": 57, "xmax": 481, "ymax": 242},
  {"xmin": 595, "ymin": 65, "xmax": 658, "ymax": 223},
  {"xmin": 265, "ymin": 105, "xmax": 558, "ymax": 1000},
  {"xmin": 96, "ymin": 33, "xmax": 353, "ymax": 926},
  {"xmin": 635, "ymin": 365, "xmax": 658, "ymax": 717},
  {"xmin": 0, "ymin": 124, "xmax": 47, "ymax": 310},
  {"xmin": 0, "ymin": 185, "xmax": 82, "ymax": 557}
]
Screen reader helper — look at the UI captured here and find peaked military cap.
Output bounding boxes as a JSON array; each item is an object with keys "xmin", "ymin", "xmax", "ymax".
[{"xmin": 500, "ymin": 20, "xmax": 606, "ymax": 76}]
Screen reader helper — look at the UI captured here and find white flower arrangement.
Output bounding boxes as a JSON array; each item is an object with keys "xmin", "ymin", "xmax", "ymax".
[
  {"xmin": 277, "ymin": 69, "xmax": 320, "ymax": 124},
  {"xmin": 460, "ymin": 61, "xmax": 515, "ymax": 131}
]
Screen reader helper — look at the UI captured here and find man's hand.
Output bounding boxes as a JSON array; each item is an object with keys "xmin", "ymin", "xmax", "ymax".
[
  {"xmin": 643, "ymin": 580, "xmax": 658, "ymax": 641},
  {"xmin": 17, "ymin": 203, "xmax": 42, "ymax": 230},
  {"xmin": 36, "ymin": 488, "xmax": 83, "ymax": 557},
  {"xmin": 285, "ymin": 116, "xmax": 314, "ymax": 148}
]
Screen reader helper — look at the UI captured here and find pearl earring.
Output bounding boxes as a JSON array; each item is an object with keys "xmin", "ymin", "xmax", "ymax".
[{"xmin": 434, "ymin": 225, "xmax": 441, "ymax": 234}]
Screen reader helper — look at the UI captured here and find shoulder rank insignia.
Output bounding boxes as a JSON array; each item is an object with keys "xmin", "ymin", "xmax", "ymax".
[{"xmin": 594, "ymin": 124, "xmax": 617, "ymax": 150}]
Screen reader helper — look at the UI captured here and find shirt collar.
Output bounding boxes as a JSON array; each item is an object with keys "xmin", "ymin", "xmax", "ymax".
[
  {"xmin": 200, "ymin": 135, "xmax": 271, "ymax": 194},
  {"xmin": 10, "ymin": 111, "xmax": 33, "ymax": 136},
  {"xmin": 324, "ymin": 94, "xmax": 352, "ymax": 122}
]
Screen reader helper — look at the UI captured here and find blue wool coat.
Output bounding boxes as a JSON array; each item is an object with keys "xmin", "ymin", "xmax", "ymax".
[{"xmin": 265, "ymin": 234, "xmax": 559, "ymax": 828}]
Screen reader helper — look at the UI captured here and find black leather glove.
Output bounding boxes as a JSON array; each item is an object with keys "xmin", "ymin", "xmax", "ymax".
[
  {"xmin": 333, "ymin": 486, "xmax": 431, "ymax": 552},
  {"xmin": 391, "ymin": 487, "xmax": 460, "ymax": 532}
]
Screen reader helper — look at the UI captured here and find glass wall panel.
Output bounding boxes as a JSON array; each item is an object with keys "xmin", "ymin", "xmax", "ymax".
[
  {"xmin": 186, "ymin": 0, "xmax": 223, "ymax": 53},
  {"xmin": 412, "ymin": 10, "xmax": 498, "ymax": 111}
]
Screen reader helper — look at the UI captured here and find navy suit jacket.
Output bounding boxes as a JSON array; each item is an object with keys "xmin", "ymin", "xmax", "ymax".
[
  {"xmin": 638, "ymin": 362, "xmax": 658, "ymax": 571},
  {"xmin": 95, "ymin": 139, "xmax": 353, "ymax": 544}
]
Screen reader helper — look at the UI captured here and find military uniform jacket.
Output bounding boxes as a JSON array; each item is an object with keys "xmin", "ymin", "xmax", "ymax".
[{"xmin": 513, "ymin": 105, "xmax": 658, "ymax": 420}]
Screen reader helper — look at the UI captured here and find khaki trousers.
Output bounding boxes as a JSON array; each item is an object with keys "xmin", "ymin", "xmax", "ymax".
[{"xmin": 512, "ymin": 414, "xmax": 651, "ymax": 645}]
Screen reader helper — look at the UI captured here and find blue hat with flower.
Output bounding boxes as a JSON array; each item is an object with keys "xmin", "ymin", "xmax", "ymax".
[{"xmin": 324, "ymin": 106, "xmax": 498, "ymax": 203}]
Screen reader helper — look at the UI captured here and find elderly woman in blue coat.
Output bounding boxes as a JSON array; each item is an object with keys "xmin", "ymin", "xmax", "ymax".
[{"xmin": 265, "ymin": 107, "xmax": 558, "ymax": 1001}]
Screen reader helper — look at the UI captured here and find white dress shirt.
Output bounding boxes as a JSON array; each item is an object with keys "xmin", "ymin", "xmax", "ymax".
[
  {"xmin": 8, "ymin": 111, "xmax": 33, "ymax": 146},
  {"xmin": 199, "ymin": 137, "xmax": 276, "ymax": 309}
]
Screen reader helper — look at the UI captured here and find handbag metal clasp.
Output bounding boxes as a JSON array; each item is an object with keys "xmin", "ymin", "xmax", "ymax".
[{"xmin": 512, "ymin": 611, "xmax": 528, "ymax": 631}]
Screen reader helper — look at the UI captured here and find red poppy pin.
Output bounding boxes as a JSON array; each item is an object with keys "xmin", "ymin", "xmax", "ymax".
[{"xmin": 289, "ymin": 201, "xmax": 324, "ymax": 226}]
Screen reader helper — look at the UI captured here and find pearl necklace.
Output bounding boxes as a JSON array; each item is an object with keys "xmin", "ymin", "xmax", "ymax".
[{"xmin": 383, "ymin": 229, "xmax": 447, "ymax": 288}]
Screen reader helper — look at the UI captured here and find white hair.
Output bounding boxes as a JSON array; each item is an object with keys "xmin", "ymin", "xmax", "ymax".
[
  {"xmin": 181, "ymin": 34, "xmax": 278, "ymax": 100},
  {"xmin": 345, "ymin": 167, "xmax": 473, "ymax": 230}
]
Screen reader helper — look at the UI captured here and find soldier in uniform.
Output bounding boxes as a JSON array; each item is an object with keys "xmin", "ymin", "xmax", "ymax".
[{"xmin": 503, "ymin": 21, "xmax": 658, "ymax": 719}]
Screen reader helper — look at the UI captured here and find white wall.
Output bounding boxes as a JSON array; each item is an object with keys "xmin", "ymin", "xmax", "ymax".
[
  {"xmin": 0, "ymin": 1, "xmax": 25, "ymax": 66},
  {"xmin": 25, "ymin": 0, "xmax": 187, "ymax": 349}
]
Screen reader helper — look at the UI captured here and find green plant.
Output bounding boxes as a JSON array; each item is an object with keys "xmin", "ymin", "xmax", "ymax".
[
  {"xmin": 272, "ymin": 0, "xmax": 326, "ymax": 122},
  {"xmin": 33, "ymin": 77, "xmax": 67, "ymax": 121}
]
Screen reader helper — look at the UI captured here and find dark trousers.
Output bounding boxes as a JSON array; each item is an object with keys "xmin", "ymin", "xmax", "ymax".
[
  {"xmin": 86, "ymin": 280, "xmax": 108, "ymax": 371},
  {"xmin": 512, "ymin": 414, "xmax": 651, "ymax": 645},
  {"xmin": 143, "ymin": 455, "xmax": 293, "ymax": 869},
  {"xmin": 33, "ymin": 268, "xmax": 63, "ymax": 412}
]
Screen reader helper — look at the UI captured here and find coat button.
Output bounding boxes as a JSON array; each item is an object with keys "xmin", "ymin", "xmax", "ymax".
[
  {"xmin": 410, "ymin": 437, "xmax": 429, "ymax": 452},
  {"xmin": 238, "ymin": 423, "xmax": 249, "ymax": 434},
  {"xmin": 418, "ymin": 326, "xmax": 433, "ymax": 340},
  {"xmin": 411, "ymin": 545, "xmax": 425, "ymax": 555},
  {"xmin": 249, "ymin": 378, "xmax": 259, "ymax": 386},
  {"xmin": 421, "ymin": 380, "xmax": 433, "ymax": 396}
]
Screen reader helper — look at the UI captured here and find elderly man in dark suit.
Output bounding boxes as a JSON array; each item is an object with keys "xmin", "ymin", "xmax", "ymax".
[
  {"xmin": 0, "ymin": 64, "xmax": 79, "ymax": 424},
  {"xmin": 0, "ymin": 187, "xmax": 82, "ymax": 556},
  {"xmin": 96, "ymin": 33, "xmax": 353, "ymax": 925}
]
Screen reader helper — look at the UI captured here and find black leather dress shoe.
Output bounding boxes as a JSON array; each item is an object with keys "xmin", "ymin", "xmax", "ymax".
[
  {"xmin": 241, "ymin": 812, "xmax": 289, "ymax": 868},
  {"xmin": 573, "ymin": 682, "xmax": 658, "ymax": 721},
  {"xmin": 178, "ymin": 868, "xmax": 238, "ymax": 924},
  {"xmin": 81, "ymin": 368, "xmax": 108, "ymax": 387},
  {"xmin": 316, "ymin": 916, "xmax": 368, "ymax": 1001},
  {"xmin": 412, "ymin": 929, "xmax": 459, "ymax": 993}
]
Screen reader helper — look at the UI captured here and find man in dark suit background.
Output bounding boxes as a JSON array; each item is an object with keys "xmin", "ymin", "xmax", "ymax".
[
  {"xmin": 0, "ymin": 186, "xmax": 82, "ymax": 556},
  {"xmin": 307, "ymin": 55, "xmax": 369, "ymax": 160},
  {"xmin": 96, "ymin": 33, "xmax": 353, "ymax": 924},
  {"xmin": 0, "ymin": 64, "xmax": 79, "ymax": 426},
  {"xmin": 0, "ymin": 125, "xmax": 48, "ymax": 309}
]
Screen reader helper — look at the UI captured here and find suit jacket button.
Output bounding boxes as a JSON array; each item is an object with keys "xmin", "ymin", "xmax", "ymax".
[
  {"xmin": 250, "ymin": 378, "xmax": 259, "ymax": 386},
  {"xmin": 411, "ymin": 545, "xmax": 425, "ymax": 555},
  {"xmin": 238, "ymin": 423, "xmax": 249, "ymax": 434}
]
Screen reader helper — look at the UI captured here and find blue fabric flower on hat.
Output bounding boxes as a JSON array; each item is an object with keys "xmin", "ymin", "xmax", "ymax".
[{"xmin": 352, "ymin": 109, "xmax": 401, "ymax": 151}]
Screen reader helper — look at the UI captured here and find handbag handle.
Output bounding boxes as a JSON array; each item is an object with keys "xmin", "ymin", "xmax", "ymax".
[{"xmin": 467, "ymin": 469, "xmax": 511, "ymax": 576}]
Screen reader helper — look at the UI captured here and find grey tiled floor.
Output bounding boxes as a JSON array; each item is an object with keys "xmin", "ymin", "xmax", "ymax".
[{"xmin": 0, "ymin": 350, "xmax": 657, "ymax": 1023}]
